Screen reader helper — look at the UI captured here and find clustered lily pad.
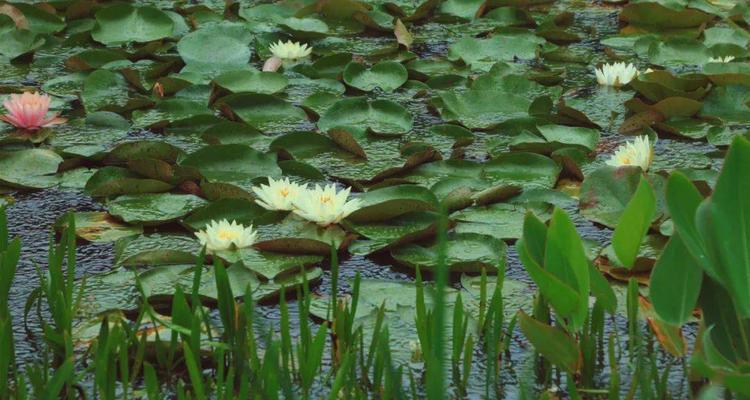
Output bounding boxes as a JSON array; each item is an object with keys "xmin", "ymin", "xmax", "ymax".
[{"xmin": 0, "ymin": 0, "xmax": 743, "ymax": 384}]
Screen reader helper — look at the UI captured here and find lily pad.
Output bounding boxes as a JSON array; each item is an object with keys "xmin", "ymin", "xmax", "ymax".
[
  {"xmin": 391, "ymin": 232, "xmax": 506, "ymax": 273},
  {"xmin": 91, "ymin": 4, "xmax": 174, "ymax": 45},
  {"xmin": 318, "ymin": 97, "xmax": 413, "ymax": 135},
  {"xmin": 115, "ymin": 234, "xmax": 201, "ymax": 266},
  {"xmin": 435, "ymin": 89, "xmax": 531, "ymax": 129},
  {"xmin": 343, "ymin": 61, "xmax": 408, "ymax": 92},
  {"xmin": 0, "ymin": 148, "xmax": 62, "ymax": 189},
  {"xmin": 177, "ymin": 23, "xmax": 253, "ymax": 78},
  {"xmin": 179, "ymin": 144, "xmax": 281, "ymax": 190},
  {"xmin": 55, "ymin": 212, "xmax": 143, "ymax": 243},
  {"xmin": 107, "ymin": 193, "xmax": 208, "ymax": 225},
  {"xmin": 347, "ymin": 184, "xmax": 438, "ymax": 223},
  {"xmin": 214, "ymin": 70, "xmax": 289, "ymax": 95},
  {"xmin": 218, "ymin": 93, "xmax": 308, "ymax": 132},
  {"xmin": 254, "ymin": 214, "xmax": 352, "ymax": 255}
]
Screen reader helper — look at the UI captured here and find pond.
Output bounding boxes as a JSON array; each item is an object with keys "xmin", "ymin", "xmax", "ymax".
[{"xmin": 0, "ymin": 0, "xmax": 748, "ymax": 398}]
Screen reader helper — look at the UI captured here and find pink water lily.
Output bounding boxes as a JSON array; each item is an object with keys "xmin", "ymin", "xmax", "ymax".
[{"xmin": 0, "ymin": 92, "xmax": 66, "ymax": 130}]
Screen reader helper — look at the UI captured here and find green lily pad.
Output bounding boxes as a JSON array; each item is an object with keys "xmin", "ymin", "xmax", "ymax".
[
  {"xmin": 217, "ymin": 248, "xmax": 323, "ymax": 280},
  {"xmin": 218, "ymin": 93, "xmax": 308, "ymax": 132},
  {"xmin": 183, "ymin": 198, "xmax": 283, "ymax": 230},
  {"xmin": 343, "ymin": 61, "xmax": 408, "ymax": 92},
  {"xmin": 447, "ymin": 33, "xmax": 544, "ymax": 69},
  {"xmin": 579, "ymin": 166, "xmax": 665, "ymax": 228},
  {"xmin": 347, "ymin": 211, "xmax": 439, "ymax": 255},
  {"xmin": 214, "ymin": 70, "xmax": 289, "ymax": 94},
  {"xmin": 510, "ymin": 124, "xmax": 600, "ymax": 153},
  {"xmin": 701, "ymin": 84, "xmax": 750, "ymax": 124},
  {"xmin": 85, "ymin": 166, "xmax": 174, "ymax": 198},
  {"xmin": 179, "ymin": 144, "xmax": 281, "ymax": 190},
  {"xmin": 391, "ymin": 232, "xmax": 506, "ymax": 273},
  {"xmin": 177, "ymin": 23, "xmax": 253, "ymax": 78},
  {"xmin": 55, "ymin": 212, "xmax": 142, "ymax": 243},
  {"xmin": 115, "ymin": 234, "xmax": 201, "ymax": 266},
  {"xmin": 91, "ymin": 4, "xmax": 174, "ymax": 45},
  {"xmin": 0, "ymin": 27, "xmax": 44, "ymax": 59},
  {"xmin": 254, "ymin": 214, "xmax": 351, "ymax": 255},
  {"xmin": 107, "ymin": 193, "xmax": 208, "ymax": 225},
  {"xmin": 347, "ymin": 184, "xmax": 438, "ymax": 223},
  {"xmin": 452, "ymin": 201, "xmax": 553, "ymax": 240},
  {"xmin": 484, "ymin": 152, "xmax": 561, "ymax": 189},
  {"xmin": 435, "ymin": 89, "xmax": 531, "ymax": 130},
  {"xmin": 0, "ymin": 148, "xmax": 62, "ymax": 189},
  {"xmin": 318, "ymin": 97, "xmax": 413, "ymax": 135}
]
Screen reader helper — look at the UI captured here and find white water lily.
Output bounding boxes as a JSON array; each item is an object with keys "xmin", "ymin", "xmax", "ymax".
[
  {"xmin": 595, "ymin": 62, "xmax": 639, "ymax": 87},
  {"xmin": 605, "ymin": 136, "xmax": 654, "ymax": 172},
  {"xmin": 252, "ymin": 177, "xmax": 306, "ymax": 211},
  {"xmin": 195, "ymin": 219, "xmax": 257, "ymax": 253},
  {"xmin": 292, "ymin": 184, "xmax": 361, "ymax": 227},
  {"xmin": 708, "ymin": 56, "xmax": 735, "ymax": 63},
  {"xmin": 269, "ymin": 40, "xmax": 312, "ymax": 60}
]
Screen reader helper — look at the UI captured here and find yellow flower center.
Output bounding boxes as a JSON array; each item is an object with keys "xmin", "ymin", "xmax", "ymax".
[
  {"xmin": 279, "ymin": 187, "xmax": 290, "ymax": 197},
  {"xmin": 217, "ymin": 229, "xmax": 240, "ymax": 240},
  {"xmin": 320, "ymin": 195, "xmax": 332, "ymax": 204}
]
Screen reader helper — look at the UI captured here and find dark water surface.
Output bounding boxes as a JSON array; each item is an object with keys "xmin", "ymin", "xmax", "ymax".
[{"xmin": 3, "ymin": 1, "xmax": 710, "ymax": 398}]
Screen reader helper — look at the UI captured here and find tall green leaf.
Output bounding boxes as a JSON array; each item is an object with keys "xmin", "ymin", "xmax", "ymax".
[
  {"xmin": 703, "ymin": 136, "xmax": 750, "ymax": 317},
  {"xmin": 650, "ymin": 234, "xmax": 703, "ymax": 325},
  {"xmin": 518, "ymin": 311, "xmax": 581, "ymax": 374},
  {"xmin": 666, "ymin": 172, "xmax": 708, "ymax": 267},
  {"xmin": 612, "ymin": 176, "xmax": 656, "ymax": 268},
  {"xmin": 543, "ymin": 208, "xmax": 590, "ymax": 330}
]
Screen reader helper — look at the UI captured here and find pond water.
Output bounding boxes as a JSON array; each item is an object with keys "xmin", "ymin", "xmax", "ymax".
[{"xmin": 1, "ymin": 0, "xmax": 743, "ymax": 398}]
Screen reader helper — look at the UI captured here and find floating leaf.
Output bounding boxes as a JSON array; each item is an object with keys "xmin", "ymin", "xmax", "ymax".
[{"xmin": 91, "ymin": 4, "xmax": 174, "ymax": 45}]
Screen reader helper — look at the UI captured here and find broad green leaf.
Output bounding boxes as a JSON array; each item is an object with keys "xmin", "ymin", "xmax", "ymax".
[
  {"xmin": 544, "ymin": 208, "xmax": 590, "ymax": 330},
  {"xmin": 518, "ymin": 311, "xmax": 581, "ymax": 373},
  {"xmin": 703, "ymin": 136, "xmax": 750, "ymax": 317},
  {"xmin": 342, "ymin": 61, "xmax": 408, "ymax": 92},
  {"xmin": 650, "ymin": 234, "xmax": 703, "ymax": 325},
  {"xmin": 612, "ymin": 176, "xmax": 656, "ymax": 268},
  {"xmin": 91, "ymin": 4, "xmax": 174, "ymax": 45},
  {"xmin": 666, "ymin": 172, "xmax": 708, "ymax": 266}
]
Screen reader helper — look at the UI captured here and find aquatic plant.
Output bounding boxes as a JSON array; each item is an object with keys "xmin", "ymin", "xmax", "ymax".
[
  {"xmin": 194, "ymin": 219, "xmax": 257, "ymax": 253},
  {"xmin": 0, "ymin": 92, "xmax": 66, "ymax": 131},
  {"xmin": 595, "ymin": 62, "xmax": 639, "ymax": 87}
]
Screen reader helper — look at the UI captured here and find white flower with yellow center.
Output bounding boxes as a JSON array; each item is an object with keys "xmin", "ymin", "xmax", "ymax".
[
  {"xmin": 292, "ymin": 184, "xmax": 361, "ymax": 227},
  {"xmin": 707, "ymin": 56, "xmax": 735, "ymax": 63},
  {"xmin": 595, "ymin": 62, "xmax": 639, "ymax": 87},
  {"xmin": 252, "ymin": 177, "xmax": 306, "ymax": 211},
  {"xmin": 605, "ymin": 136, "xmax": 654, "ymax": 172},
  {"xmin": 195, "ymin": 219, "xmax": 257, "ymax": 253},
  {"xmin": 269, "ymin": 40, "xmax": 312, "ymax": 61}
]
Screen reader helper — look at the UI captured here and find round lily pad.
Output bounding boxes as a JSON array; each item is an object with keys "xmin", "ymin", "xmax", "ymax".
[
  {"xmin": 218, "ymin": 93, "xmax": 308, "ymax": 132},
  {"xmin": 347, "ymin": 184, "xmax": 438, "ymax": 222},
  {"xmin": 318, "ymin": 97, "xmax": 413, "ymax": 135},
  {"xmin": 179, "ymin": 144, "xmax": 282, "ymax": 189},
  {"xmin": 214, "ymin": 70, "xmax": 289, "ymax": 95},
  {"xmin": 91, "ymin": 4, "xmax": 174, "ymax": 45},
  {"xmin": 343, "ymin": 61, "xmax": 408, "ymax": 92},
  {"xmin": 391, "ymin": 232, "xmax": 506, "ymax": 273},
  {"xmin": 0, "ymin": 148, "xmax": 62, "ymax": 189},
  {"xmin": 107, "ymin": 193, "xmax": 208, "ymax": 225}
]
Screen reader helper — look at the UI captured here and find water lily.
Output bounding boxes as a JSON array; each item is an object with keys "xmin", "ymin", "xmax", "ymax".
[
  {"xmin": 292, "ymin": 183, "xmax": 361, "ymax": 227},
  {"xmin": 195, "ymin": 219, "xmax": 257, "ymax": 253},
  {"xmin": 269, "ymin": 40, "xmax": 312, "ymax": 61},
  {"xmin": 252, "ymin": 177, "xmax": 306, "ymax": 211},
  {"xmin": 0, "ymin": 92, "xmax": 66, "ymax": 130},
  {"xmin": 708, "ymin": 56, "xmax": 735, "ymax": 63},
  {"xmin": 595, "ymin": 62, "xmax": 639, "ymax": 87},
  {"xmin": 605, "ymin": 136, "xmax": 654, "ymax": 172}
]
